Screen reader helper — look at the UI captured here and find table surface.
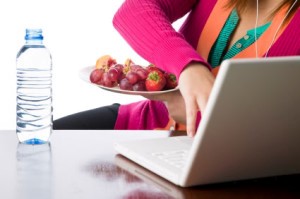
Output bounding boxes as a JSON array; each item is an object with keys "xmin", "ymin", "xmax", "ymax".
[{"xmin": 0, "ymin": 130, "xmax": 299, "ymax": 199}]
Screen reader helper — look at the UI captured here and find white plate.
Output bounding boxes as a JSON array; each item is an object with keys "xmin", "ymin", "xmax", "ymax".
[{"xmin": 79, "ymin": 66, "xmax": 179, "ymax": 96}]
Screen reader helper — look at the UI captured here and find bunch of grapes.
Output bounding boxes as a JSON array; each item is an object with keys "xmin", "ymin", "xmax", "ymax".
[
  {"xmin": 90, "ymin": 64, "xmax": 149, "ymax": 91},
  {"xmin": 90, "ymin": 56, "xmax": 177, "ymax": 91}
]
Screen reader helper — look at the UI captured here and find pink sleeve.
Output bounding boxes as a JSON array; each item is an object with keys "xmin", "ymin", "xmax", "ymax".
[
  {"xmin": 113, "ymin": 0, "xmax": 208, "ymax": 79},
  {"xmin": 114, "ymin": 100, "xmax": 170, "ymax": 130}
]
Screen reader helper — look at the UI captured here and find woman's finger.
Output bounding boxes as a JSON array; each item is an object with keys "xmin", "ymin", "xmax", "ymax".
[{"xmin": 184, "ymin": 96, "xmax": 199, "ymax": 137}]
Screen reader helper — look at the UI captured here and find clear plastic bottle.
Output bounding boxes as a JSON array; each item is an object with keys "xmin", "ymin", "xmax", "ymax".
[{"xmin": 16, "ymin": 28, "xmax": 53, "ymax": 144}]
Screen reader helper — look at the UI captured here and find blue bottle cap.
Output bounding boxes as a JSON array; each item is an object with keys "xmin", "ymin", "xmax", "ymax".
[{"xmin": 25, "ymin": 28, "xmax": 43, "ymax": 40}]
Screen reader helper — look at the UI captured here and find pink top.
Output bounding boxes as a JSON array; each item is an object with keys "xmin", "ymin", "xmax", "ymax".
[{"xmin": 112, "ymin": 0, "xmax": 300, "ymax": 130}]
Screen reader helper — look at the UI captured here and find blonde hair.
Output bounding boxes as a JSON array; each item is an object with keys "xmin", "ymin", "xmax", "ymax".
[{"xmin": 227, "ymin": 0, "xmax": 299, "ymax": 21}]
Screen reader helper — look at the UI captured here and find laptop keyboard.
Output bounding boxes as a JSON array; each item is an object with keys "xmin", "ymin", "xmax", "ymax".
[{"xmin": 151, "ymin": 150, "xmax": 188, "ymax": 169}]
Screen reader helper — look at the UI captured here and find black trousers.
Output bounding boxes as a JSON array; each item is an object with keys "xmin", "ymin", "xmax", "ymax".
[{"xmin": 53, "ymin": 103, "xmax": 120, "ymax": 130}]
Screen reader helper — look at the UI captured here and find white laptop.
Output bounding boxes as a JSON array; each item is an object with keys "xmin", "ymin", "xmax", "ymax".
[{"xmin": 114, "ymin": 56, "xmax": 300, "ymax": 187}]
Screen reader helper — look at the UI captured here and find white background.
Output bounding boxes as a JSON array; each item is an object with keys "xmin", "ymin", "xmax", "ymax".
[{"xmin": 0, "ymin": 0, "xmax": 184, "ymax": 130}]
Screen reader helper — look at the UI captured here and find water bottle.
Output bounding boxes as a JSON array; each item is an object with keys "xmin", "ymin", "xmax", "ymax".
[{"xmin": 16, "ymin": 28, "xmax": 53, "ymax": 144}]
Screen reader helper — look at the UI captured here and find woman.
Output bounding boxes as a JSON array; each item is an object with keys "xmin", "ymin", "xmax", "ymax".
[{"xmin": 54, "ymin": 0, "xmax": 300, "ymax": 137}]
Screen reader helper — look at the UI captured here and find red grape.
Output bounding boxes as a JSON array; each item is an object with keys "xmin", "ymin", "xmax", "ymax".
[
  {"xmin": 130, "ymin": 64, "xmax": 143, "ymax": 72},
  {"xmin": 108, "ymin": 68, "xmax": 120, "ymax": 82},
  {"xmin": 113, "ymin": 64, "xmax": 124, "ymax": 73},
  {"xmin": 102, "ymin": 72, "xmax": 115, "ymax": 87},
  {"xmin": 136, "ymin": 68, "xmax": 148, "ymax": 80},
  {"xmin": 133, "ymin": 81, "xmax": 146, "ymax": 91},
  {"xmin": 119, "ymin": 78, "xmax": 133, "ymax": 91},
  {"xmin": 117, "ymin": 73, "xmax": 126, "ymax": 84},
  {"xmin": 90, "ymin": 68, "xmax": 104, "ymax": 84},
  {"xmin": 126, "ymin": 71, "xmax": 139, "ymax": 85}
]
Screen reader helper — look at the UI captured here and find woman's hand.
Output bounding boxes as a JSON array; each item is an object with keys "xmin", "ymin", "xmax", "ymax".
[
  {"xmin": 142, "ymin": 62, "xmax": 214, "ymax": 136},
  {"xmin": 178, "ymin": 63, "xmax": 215, "ymax": 137}
]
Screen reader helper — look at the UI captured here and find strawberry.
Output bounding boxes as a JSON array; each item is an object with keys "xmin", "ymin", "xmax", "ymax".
[
  {"xmin": 146, "ymin": 64, "xmax": 164, "ymax": 73},
  {"xmin": 145, "ymin": 70, "xmax": 166, "ymax": 91},
  {"xmin": 164, "ymin": 73, "xmax": 178, "ymax": 89}
]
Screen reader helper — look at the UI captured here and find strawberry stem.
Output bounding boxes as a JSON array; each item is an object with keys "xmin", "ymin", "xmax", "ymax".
[{"xmin": 148, "ymin": 72, "xmax": 159, "ymax": 81}]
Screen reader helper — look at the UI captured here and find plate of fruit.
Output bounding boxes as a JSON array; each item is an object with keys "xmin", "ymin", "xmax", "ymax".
[{"xmin": 79, "ymin": 55, "xmax": 179, "ymax": 96}]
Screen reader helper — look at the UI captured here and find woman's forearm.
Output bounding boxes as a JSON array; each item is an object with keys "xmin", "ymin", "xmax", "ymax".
[{"xmin": 113, "ymin": 0, "xmax": 206, "ymax": 78}]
